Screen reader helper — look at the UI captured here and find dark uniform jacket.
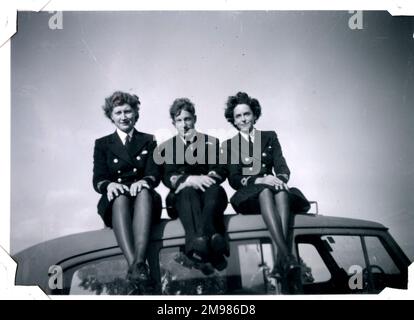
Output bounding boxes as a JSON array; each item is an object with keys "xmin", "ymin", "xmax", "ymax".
[
  {"xmin": 224, "ymin": 130, "xmax": 290, "ymax": 189},
  {"xmin": 156, "ymin": 132, "xmax": 226, "ymax": 218},
  {"xmin": 223, "ymin": 130, "xmax": 310, "ymax": 214},
  {"xmin": 159, "ymin": 132, "xmax": 226, "ymax": 190},
  {"xmin": 93, "ymin": 129, "xmax": 161, "ymax": 226}
]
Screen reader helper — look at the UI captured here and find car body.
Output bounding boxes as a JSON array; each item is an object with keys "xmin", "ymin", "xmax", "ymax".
[{"xmin": 14, "ymin": 211, "xmax": 410, "ymax": 295}]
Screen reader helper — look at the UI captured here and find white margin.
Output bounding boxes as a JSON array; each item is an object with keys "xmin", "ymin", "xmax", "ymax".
[{"xmin": 1, "ymin": 0, "xmax": 413, "ymax": 300}]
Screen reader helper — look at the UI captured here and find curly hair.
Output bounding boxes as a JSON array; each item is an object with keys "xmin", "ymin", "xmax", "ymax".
[
  {"xmin": 224, "ymin": 92, "xmax": 261, "ymax": 128},
  {"xmin": 102, "ymin": 91, "xmax": 140, "ymax": 120},
  {"xmin": 169, "ymin": 98, "xmax": 196, "ymax": 120}
]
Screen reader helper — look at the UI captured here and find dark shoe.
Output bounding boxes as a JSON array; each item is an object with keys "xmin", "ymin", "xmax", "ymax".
[
  {"xmin": 210, "ymin": 233, "xmax": 229, "ymax": 257},
  {"xmin": 174, "ymin": 252, "xmax": 195, "ymax": 269},
  {"xmin": 197, "ymin": 262, "xmax": 216, "ymax": 276},
  {"xmin": 282, "ymin": 255, "xmax": 303, "ymax": 294},
  {"xmin": 210, "ymin": 254, "xmax": 227, "ymax": 271},
  {"xmin": 286, "ymin": 269, "xmax": 303, "ymax": 294},
  {"xmin": 269, "ymin": 266, "xmax": 283, "ymax": 280},
  {"xmin": 190, "ymin": 236, "xmax": 209, "ymax": 261},
  {"xmin": 187, "ymin": 252, "xmax": 215, "ymax": 276},
  {"xmin": 127, "ymin": 262, "xmax": 150, "ymax": 283},
  {"xmin": 187, "ymin": 251, "xmax": 205, "ymax": 264},
  {"xmin": 283, "ymin": 255, "xmax": 301, "ymax": 273}
]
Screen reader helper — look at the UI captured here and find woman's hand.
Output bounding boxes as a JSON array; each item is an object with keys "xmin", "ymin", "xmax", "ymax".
[
  {"xmin": 107, "ymin": 182, "xmax": 129, "ymax": 201},
  {"xmin": 129, "ymin": 180, "xmax": 150, "ymax": 196},
  {"xmin": 255, "ymin": 175, "xmax": 289, "ymax": 191}
]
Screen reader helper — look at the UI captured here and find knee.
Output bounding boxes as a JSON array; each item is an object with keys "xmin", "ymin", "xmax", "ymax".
[
  {"xmin": 204, "ymin": 184, "xmax": 220, "ymax": 196},
  {"xmin": 134, "ymin": 192, "xmax": 153, "ymax": 210},
  {"xmin": 275, "ymin": 190, "xmax": 289, "ymax": 201},
  {"xmin": 205, "ymin": 185, "xmax": 227, "ymax": 204},
  {"xmin": 113, "ymin": 194, "xmax": 130, "ymax": 206},
  {"xmin": 259, "ymin": 187, "xmax": 273, "ymax": 199},
  {"xmin": 135, "ymin": 188, "xmax": 151, "ymax": 200},
  {"xmin": 175, "ymin": 187, "xmax": 198, "ymax": 206},
  {"xmin": 177, "ymin": 186, "xmax": 198, "ymax": 198}
]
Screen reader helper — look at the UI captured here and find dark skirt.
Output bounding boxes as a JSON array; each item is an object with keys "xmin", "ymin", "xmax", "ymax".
[
  {"xmin": 230, "ymin": 184, "xmax": 310, "ymax": 215},
  {"xmin": 97, "ymin": 189, "xmax": 162, "ymax": 228}
]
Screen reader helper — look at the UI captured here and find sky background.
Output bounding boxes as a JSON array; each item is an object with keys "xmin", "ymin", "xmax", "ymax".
[{"xmin": 11, "ymin": 11, "xmax": 414, "ymax": 259}]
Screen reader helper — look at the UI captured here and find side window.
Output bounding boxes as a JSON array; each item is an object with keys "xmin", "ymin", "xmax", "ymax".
[
  {"xmin": 362, "ymin": 236, "xmax": 406, "ymax": 293},
  {"xmin": 159, "ymin": 239, "xmax": 276, "ymax": 295},
  {"xmin": 297, "ymin": 243, "xmax": 331, "ymax": 283},
  {"xmin": 364, "ymin": 236, "xmax": 400, "ymax": 274},
  {"xmin": 68, "ymin": 255, "xmax": 129, "ymax": 295},
  {"xmin": 321, "ymin": 235, "xmax": 367, "ymax": 273},
  {"xmin": 296, "ymin": 233, "xmax": 407, "ymax": 294},
  {"xmin": 232, "ymin": 240, "xmax": 274, "ymax": 294}
]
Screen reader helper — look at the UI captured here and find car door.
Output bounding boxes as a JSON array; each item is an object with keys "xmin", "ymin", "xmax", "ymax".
[{"xmin": 294, "ymin": 228, "xmax": 409, "ymax": 294}]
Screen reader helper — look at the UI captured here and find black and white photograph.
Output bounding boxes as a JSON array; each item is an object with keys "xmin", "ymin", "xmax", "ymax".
[{"xmin": 3, "ymin": 4, "xmax": 414, "ymax": 298}]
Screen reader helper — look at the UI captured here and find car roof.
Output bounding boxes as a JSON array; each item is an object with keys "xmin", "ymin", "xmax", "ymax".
[{"xmin": 14, "ymin": 213, "xmax": 386, "ymax": 269}]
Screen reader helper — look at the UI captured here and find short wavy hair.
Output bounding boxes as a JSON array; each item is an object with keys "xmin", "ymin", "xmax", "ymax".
[
  {"xmin": 169, "ymin": 98, "xmax": 196, "ymax": 121},
  {"xmin": 102, "ymin": 91, "xmax": 140, "ymax": 120},
  {"xmin": 224, "ymin": 92, "xmax": 261, "ymax": 128}
]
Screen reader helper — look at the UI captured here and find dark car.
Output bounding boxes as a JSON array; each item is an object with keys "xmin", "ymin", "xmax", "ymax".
[{"xmin": 14, "ymin": 207, "xmax": 410, "ymax": 295}]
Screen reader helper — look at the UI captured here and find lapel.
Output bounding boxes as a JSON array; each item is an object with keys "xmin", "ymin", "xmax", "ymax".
[
  {"xmin": 175, "ymin": 132, "xmax": 204, "ymax": 146},
  {"xmin": 255, "ymin": 130, "xmax": 271, "ymax": 158},
  {"xmin": 173, "ymin": 132, "xmax": 207, "ymax": 165},
  {"xmin": 172, "ymin": 135, "xmax": 185, "ymax": 164},
  {"xmin": 108, "ymin": 129, "xmax": 148, "ymax": 165},
  {"xmin": 128, "ymin": 130, "xmax": 148, "ymax": 158},
  {"xmin": 193, "ymin": 132, "xmax": 206, "ymax": 153},
  {"xmin": 230, "ymin": 130, "xmax": 270, "ymax": 162},
  {"xmin": 108, "ymin": 131, "xmax": 133, "ymax": 164},
  {"xmin": 175, "ymin": 134, "xmax": 185, "ymax": 149}
]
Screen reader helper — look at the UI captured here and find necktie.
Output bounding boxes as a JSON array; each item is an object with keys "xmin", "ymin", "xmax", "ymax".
[
  {"xmin": 248, "ymin": 135, "xmax": 254, "ymax": 157},
  {"xmin": 125, "ymin": 134, "xmax": 133, "ymax": 154},
  {"xmin": 185, "ymin": 136, "xmax": 197, "ymax": 158},
  {"xmin": 185, "ymin": 136, "xmax": 197, "ymax": 149},
  {"xmin": 184, "ymin": 139, "xmax": 191, "ymax": 151}
]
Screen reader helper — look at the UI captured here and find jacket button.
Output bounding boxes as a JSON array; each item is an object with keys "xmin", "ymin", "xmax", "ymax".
[
  {"xmin": 133, "ymin": 168, "xmax": 137, "ymax": 172},
  {"xmin": 262, "ymin": 152, "xmax": 267, "ymax": 157},
  {"xmin": 117, "ymin": 170, "xmax": 121, "ymax": 174},
  {"xmin": 136, "ymin": 156, "xmax": 141, "ymax": 160},
  {"xmin": 117, "ymin": 178, "xmax": 122, "ymax": 183},
  {"xmin": 113, "ymin": 158, "xmax": 118, "ymax": 163},
  {"xmin": 262, "ymin": 164, "xmax": 266, "ymax": 167}
]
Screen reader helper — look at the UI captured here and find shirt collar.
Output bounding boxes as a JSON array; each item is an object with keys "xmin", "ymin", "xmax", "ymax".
[
  {"xmin": 116, "ymin": 128, "xmax": 134, "ymax": 145},
  {"xmin": 179, "ymin": 130, "xmax": 198, "ymax": 144},
  {"xmin": 240, "ymin": 128, "xmax": 256, "ymax": 143}
]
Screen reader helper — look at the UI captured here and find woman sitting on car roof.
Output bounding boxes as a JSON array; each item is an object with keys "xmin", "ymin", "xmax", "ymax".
[
  {"xmin": 93, "ymin": 91, "xmax": 162, "ymax": 292},
  {"xmin": 222, "ymin": 91, "xmax": 310, "ymax": 281}
]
